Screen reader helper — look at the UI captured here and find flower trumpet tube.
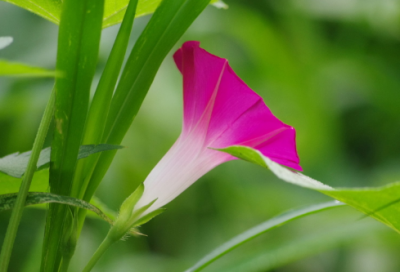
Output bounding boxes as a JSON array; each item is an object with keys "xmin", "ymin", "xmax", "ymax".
[{"xmin": 136, "ymin": 41, "xmax": 302, "ymax": 214}]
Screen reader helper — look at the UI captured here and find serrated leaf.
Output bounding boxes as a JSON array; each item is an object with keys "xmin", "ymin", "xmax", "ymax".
[
  {"xmin": 0, "ymin": 192, "xmax": 113, "ymax": 225},
  {"xmin": 0, "ymin": 60, "xmax": 56, "ymax": 77},
  {"xmin": 3, "ymin": 0, "xmax": 225, "ymax": 28},
  {"xmin": 0, "ymin": 144, "xmax": 122, "ymax": 178},
  {"xmin": 186, "ymin": 201, "xmax": 343, "ymax": 272},
  {"xmin": 0, "ymin": 37, "xmax": 13, "ymax": 50},
  {"xmin": 218, "ymin": 145, "xmax": 400, "ymax": 234}
]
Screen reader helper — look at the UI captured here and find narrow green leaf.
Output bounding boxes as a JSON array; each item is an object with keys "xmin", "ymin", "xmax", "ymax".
[
  {"xmin": 217, "ymin": 222, "xmax": 381, "ymax": 272},
  {"xmin": 0, "ymin": 87, "xmax": 55, "ymax": 272},
  {"xmin": 42, "ymin": 0, "xmax": 104, "ymax": 269},
  {"xmin": 0, "ymin": 192, "xmax": 113, "ymax": 225},
  {"xmin": 218, "ymin": 146, "xmax": 400, "ymax": 234},
  {"xmin": 0, "ymin": 60, "xmax": 55, "ymax": 77},
  {"xmin": 76, "ymin": 145, "xmax": 123, "ymax": 161},
  {"xmin": 72, "ymin": 0, "xmax": 139, "ymax": 199},
  {"xmin": 84, "ymin": 0, "xmax": 213, "ymax": 203},
  {"xmin": 0, "ymin": 144, "xmax": 122, "ymax": 179},
  {"xmin": 0, "ymin": 37, "xmax": 13, "ymax": 50},
  {"xmin": 186, "ymin": 201, "xmax": 343, "ymax": 272},
  {"xmin": 3, "ymin": 0, "xmax": 223, "ymax": 28},
  {"xmin": 90, "ymin": 196, "xmax": 118, "ymax": 221},
  {"xmin": 82, "ymin": 0, "xmax": 139, "ymax": 148}
]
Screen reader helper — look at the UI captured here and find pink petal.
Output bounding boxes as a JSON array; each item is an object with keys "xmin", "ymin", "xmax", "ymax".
[
  {"xmin": 137, "ymin": 41, "xmax": 302, "ymax": 214},
  {"xmin": 174, "ymin": 41, "xmax": 302, "ymax": 171},
  {"xmin": 173, "ymin": 41, "xmax": 227, "ymax": 136}
]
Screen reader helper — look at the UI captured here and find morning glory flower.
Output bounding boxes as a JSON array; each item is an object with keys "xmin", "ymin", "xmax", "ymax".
[{"xmin": 135, "ymin": 41, "xmax": 301, "ymax": 214}]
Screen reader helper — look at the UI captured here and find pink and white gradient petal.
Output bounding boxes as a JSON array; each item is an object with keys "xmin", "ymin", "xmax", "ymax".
[{"xmin": 135, "ymin": 41, "xmax": 301, "ymax": 214}]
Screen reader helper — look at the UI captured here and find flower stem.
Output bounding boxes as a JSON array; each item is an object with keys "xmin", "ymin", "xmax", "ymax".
[
  {"xmin": 0, "ymin": 87, "xmax": 55, "ymax": 272},
  {"xmin": 82, "ymin": 235, "xmax": 115, "ymax": 272}
]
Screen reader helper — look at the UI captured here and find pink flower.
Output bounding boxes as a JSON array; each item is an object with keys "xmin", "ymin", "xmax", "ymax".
[{"xmin": 136, "ymin": 41, "xmax": 301, "ymax": 213}]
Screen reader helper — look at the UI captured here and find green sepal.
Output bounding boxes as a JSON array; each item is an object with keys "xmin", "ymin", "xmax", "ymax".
[
  {"xmin": 118, "ymin": 184, "xmax": 144, "ymax": 223},
  {"xmin": 110, "ymin": 198, "xmax": 156, "ymax": 241},
  {"xmin": 132, "ymin": 208, "xmax": 165, "ymax": 227}
]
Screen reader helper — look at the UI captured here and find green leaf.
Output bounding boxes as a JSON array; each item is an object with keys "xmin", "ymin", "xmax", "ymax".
[
  {"xmin": 0, "ymin": 170, "xmax": 48, "ymax": 195},
  {"xmin": 0, "ymin": 144, "xmax": 122, "ymax": 179},
  {"xmin": 2, "ymin": 0, "xmax": 61, "ymax": 25},
  {"xmin": 0, "ymin": 192, "xmax": 113, "ymax": 225},
  {"xmin": 216, "ymin": 222, "xmax": 381, "ymax": 272},
  {"xmin": 72, "ymin": 0, "xmax": 139, "ymax": 199},
  {"xmin": 102, "ymin": 0, "xmax": 226, "ymax": 28},
  {"xmin": 218, "ymin": 146, "xmax": 400, "ymax": 234},
  {"xmin": 90, "ymin": 196, "xmax": 118, "ymax": 221},
  {"xmin": 0, "ymin": 37, "xmax": 13, "ymax": 50},
  {"xmin": 185, "ymin": 201, "xmax": 343, "ymax": 272},
  {"xmin": 3, "ymin": 0, "xmax": 225, "ymax": 28},
  {"xmin": 42, "ymin": 0, "xmax": 105, "ymax": 268},
  {"xmin": 84, "ymin": 0, "xmax": 213, "ymax": 203},
  {"xmin": 0, "ymin": 60, "xmax": 55, "ymax": 77}
]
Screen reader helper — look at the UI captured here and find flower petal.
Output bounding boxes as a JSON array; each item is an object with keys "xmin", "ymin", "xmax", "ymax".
[
  {"xmin": 173, "ymin": 41, "xmax": 227, "ymax": 136},
  {"xmin": 174, "ymin": 41, "xmax": 301, "ymax": 170}
]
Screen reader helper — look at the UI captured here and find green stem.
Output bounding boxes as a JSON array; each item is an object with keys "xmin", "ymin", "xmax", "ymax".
[
  {"xmin": 0, "ymin": 87, "xmax": 55, "ymax": 272},
  {"xmin": 81, "ymin": 235, "xmax": 115, "ymax": 272}
]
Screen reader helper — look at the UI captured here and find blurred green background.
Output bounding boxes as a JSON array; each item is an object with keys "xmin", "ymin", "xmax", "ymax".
[{"xmin": 1, "ymin": 0, "xmax": 400, "ymax": 271}]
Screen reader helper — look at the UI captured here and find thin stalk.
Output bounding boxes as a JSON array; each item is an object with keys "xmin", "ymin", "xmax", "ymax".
[
  {"xmin": 0, "ymin": 88, "xmax": 55, "ymax": 272},
  {"xmin": 81, "ymin": 235, "xmax": 115, "ymax": 272}
]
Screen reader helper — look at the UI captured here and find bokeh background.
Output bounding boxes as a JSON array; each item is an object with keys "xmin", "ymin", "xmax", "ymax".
[{"xmin": 1, "ymin": 0, "xmax": 400, "ymax": 271}]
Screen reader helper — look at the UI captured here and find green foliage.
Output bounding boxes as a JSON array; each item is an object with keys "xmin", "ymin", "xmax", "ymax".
[
  {"xmin": 0, "ymin": 60, "xmax": 55, "ymax": 77},
  {"xmin": 0, "ymin": 170, "xmax": 48, "ymax": 195},
  {"xmin": 0, "ymin": 144, "xmax": 122, "ymax": 178},
  {"xmin": 214, "ymin": 222, "xmax": 382, "ymax": 272},
  {"xmin": 186, "ymin": 201, "xmax": 343, "ymax": 272},
  {"xmin": 83, "ymin": 0, "xmax": 213, "ymax": 203},
  {"xmin": 219, "ymin": 146, "xmax": 400, "ymax": 234},
  {"xmin": 2, "ymin": 0, "xmax": 224, "ymax": 28},
  {"xmin": 73, "ymin": 0, "xmax": 139, "ymax": 199},
  {"xmin": 1, "ymin": 0, "xmax": 400, "ymax": 271},
  {"xmin": 42, "ymin": 0, "xmax": 105, "ymax": 269},
  {"xmin": 0, "ymin": 192, "xmax": 113, "ymax": 224}
]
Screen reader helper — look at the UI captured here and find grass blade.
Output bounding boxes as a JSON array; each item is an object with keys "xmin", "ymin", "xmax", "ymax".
[
  {"xmin": 0, "ymin": 192, "xmax": 113, "ymax": 225},
  {"xmin": 41, "ymin": 0, "xmax": 105, "ymax": 270},
  {"xmin": 72, "ymin": 0, "xmax": 139, "ymax": 199},
  {"xmin": 0, "ymin": 88, "xmax": 55, "ymax": 272},
  {"xmin": 83, "ymin": 0, "xmax": 213, "ymax": 203},
  {"xmin": 186, "ymin": 201, "xmax": 344, "ymax": 272}
]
